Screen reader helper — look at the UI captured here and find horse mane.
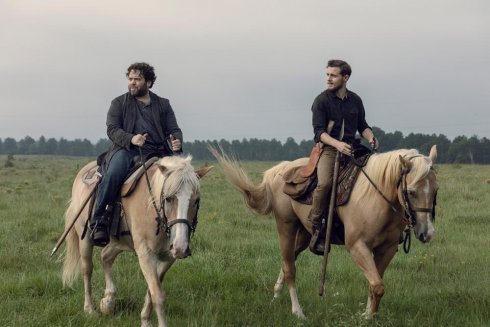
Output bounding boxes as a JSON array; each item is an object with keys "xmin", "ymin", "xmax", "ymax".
[
  {"xmin": 151, "ymin": 155, "xmax": 200, "ymax": 199},
  {"xmin": 355, "ymin": 149, "xmax": 433, "ymax": 198}
]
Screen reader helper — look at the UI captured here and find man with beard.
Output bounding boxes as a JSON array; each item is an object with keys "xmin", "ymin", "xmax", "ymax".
[
  {"xmin": 308, "ymin": 59, "xmax": 378, "ymax": 255},
  {"xmin": 90, "ymin": 62, "xmax": 183, "ymax": 247}
]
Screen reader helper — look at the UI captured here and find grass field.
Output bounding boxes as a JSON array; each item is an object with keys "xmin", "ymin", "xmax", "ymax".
[{"xmin": 0, "ymin": 155, "xmax": 489, "ymax": 327}]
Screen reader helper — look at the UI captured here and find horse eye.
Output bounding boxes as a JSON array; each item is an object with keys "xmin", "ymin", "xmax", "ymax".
[{"xmin": 408, "ymin": 190, "xmax": 417, "ymax": 198}]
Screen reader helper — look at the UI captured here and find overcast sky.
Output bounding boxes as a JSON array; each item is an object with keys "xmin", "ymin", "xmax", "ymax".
[{"xmin": 1, "ymin": 0, "xmax": 489, "ymax": 143}]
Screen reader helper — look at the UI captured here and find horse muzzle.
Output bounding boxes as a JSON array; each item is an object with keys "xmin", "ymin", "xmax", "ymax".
[
  {"xmin": 415, "ymin": 221, "xmax": 434, "ymax": 243},
  {"xmin": 168, "ymin": 222, "xmax": 192, "ymax": 259},
  {"xmin": 169, "ymin": 243, "xmax": 192, "ymax": 259}
]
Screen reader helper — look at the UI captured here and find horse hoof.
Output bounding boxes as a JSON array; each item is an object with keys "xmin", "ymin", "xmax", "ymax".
[
  {"xmin": 361, "ymin": 311, "xmax": 374, "ymax": 320},
  {"xmin": 293, "ymin": 309, "xmax": 306, "ymax": 319},
  {"xmin": 273, "ymin": 284, "xmax": 283, "ymax": 298},
  {"xmin": 100, "ymin": 297, "xmax": 115, "ymax": 316},
  {"xmin": 84, "ymin": 305, "xmax": 96, "ymax": 315},
  {"xmin": 141, "ymin": 320, "xmax": 153, "ymax": 327}
]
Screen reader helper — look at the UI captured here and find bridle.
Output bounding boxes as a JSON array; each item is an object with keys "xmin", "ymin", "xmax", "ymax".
[
  {"xmin": 396, "ymin": 157, "xmax": 438, "ymax": 228},
  {"xmin": 139, "ymin": 150, "xmax": 199, "ymax": 238},
  {"xmin": 158, "ymin": 192, "xmax": 199, "ymax": 237},
  {"xmin": 357, "ymin": 152, "xmax": 437, "ymax": 253}
]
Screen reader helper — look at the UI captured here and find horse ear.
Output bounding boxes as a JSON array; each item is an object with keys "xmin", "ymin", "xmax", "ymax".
[
  {"xmin": 429, "ymin": 145, "xmax": 437, "ymax": 163},
  {"xmin": 399, "ymin": 155, "xmax": 412, "ymax": 173},
  {"xmin": 195, "ymin": 166, "xmax": 214, "ymax": 179},
  {"xmin": 157, "ymin": 163, "xmax": 168, "ymax": 174}
]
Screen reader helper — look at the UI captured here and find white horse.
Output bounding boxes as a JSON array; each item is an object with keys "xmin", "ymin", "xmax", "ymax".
[{"xmin": 61, "ymin": 155, "xmax": 212, "ymax": 327}]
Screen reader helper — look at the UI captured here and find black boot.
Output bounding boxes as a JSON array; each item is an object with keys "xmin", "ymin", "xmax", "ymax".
[
  {"xmin": 309, "ymin": 220, "xmax": 327, "ymax": 255},
  {"xmin": 90, "ymin": 205, "xmax": 112, "ymax": 247}
]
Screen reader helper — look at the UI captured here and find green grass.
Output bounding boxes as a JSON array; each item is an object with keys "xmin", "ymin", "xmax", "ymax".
[{"xmin": 0, "ymin": 155, "xmax": 489, "ymax": 326}]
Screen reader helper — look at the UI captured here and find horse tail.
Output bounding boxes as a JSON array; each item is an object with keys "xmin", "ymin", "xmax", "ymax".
[
  {"xmin": 209, "ymin": 146, "xmax": 273, "ymax": 215},
  {"xmin": 62, "ymin": 200, "xmax": 80, "ymax": 287}
]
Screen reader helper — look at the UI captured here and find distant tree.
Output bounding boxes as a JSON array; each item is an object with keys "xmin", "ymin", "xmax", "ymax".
[
  {"xmin": 467, "ymin": 135, "xmax": 483, "ymax": 164},
  {"xmin": 448, "ymin": 136, "xmax": 470, "ymax": 163},
  {"xmin": 34, "ymin": 136, "xmax": 47, "ymax": 154},
  {"xmin": 18, "ymin": 136, "xmax": 35, "ymax": 154},
  {"xmin": 298, "ymin": 139, "xmax": 315, "ymax": 157},
  {"xmin": 479, "ymin": 137, "xmax": 490, "ymax": 164},
  {"xmin": 45, "ymin": 138, "xmax": 58, "ymax": 155},
  {"xmin": 94, "ymin": 138, "xmax": 111, "ymax": 155},
  {"xmin": 2, "ymin": 130, "xmax": 490, "ymax": 163},
  {"xmin": 71, "ymin": 138, "xmax": 94, "ymax": 156},
  {"xmin": 378, "ymin": 130, "xmax": 404, "ymax": 152},
  {"xmin": 266, "ymin": 138, "xmax": 283, "ymax": 160},
  {"xmin": 57, "ymin": 138, "xmax": 70, "ymax": 155},
  {"xmin": 432, "ymin": 134, "xmax": 451, "ymax": 163},
  {"xmin": 283, "ymin": 137, "xmax": 298, "ymax": 160},
  {"xmin": 3, "ymin": 138, "xmax": 17, "ymax": 154}
]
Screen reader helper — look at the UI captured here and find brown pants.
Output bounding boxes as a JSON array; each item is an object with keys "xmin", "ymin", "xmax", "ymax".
[{"xmin": 309, "ymin": 146, "xmax": 337, "ymax": 228}]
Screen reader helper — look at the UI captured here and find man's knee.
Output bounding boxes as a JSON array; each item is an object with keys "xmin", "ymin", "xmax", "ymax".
[{"xmin": 316, "ymin": 176, "xmax": 333, "ymax": 191}]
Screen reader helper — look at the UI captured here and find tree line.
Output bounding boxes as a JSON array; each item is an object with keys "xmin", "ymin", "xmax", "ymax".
[{"xmin": 1, "ymin": 127, "xmax": 489, "ymax": 164}]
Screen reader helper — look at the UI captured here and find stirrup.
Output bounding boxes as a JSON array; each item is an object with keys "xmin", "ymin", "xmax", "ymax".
[
  {"xmin": 90, "ymin": 221, "xmax": 109, "ymax": 247},
  {"xmin": 309, "ymin": 229, "xmax": 327, "ymax": 255}
]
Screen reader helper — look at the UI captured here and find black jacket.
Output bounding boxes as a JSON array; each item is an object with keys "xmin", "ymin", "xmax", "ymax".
[{"xmin": 102, "ymin": 91, "xmax": 183, "ymax": 165}]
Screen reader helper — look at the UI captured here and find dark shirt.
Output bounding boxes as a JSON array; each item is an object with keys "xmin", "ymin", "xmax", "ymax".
[
  {"xmin": 133, "ymin": 100, "xmax": 167, "ymax": 154},
  {"xmin": 311, "ymin": 89, "xmax": 371, "ymax": 145}
]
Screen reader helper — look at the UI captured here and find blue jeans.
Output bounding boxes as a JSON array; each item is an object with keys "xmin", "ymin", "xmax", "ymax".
[{"xmin": 91, "ymin": 148, "xmax": 139, "ymax": 226}]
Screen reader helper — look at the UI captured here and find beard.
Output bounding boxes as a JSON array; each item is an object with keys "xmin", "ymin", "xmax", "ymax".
[
  {"xmin": 129, "ymin": 84, "xmax": 149, "ymax": 97},
  {"xmin": 327, "ymin": 83, "xmax": 342, "ymax": 92}
]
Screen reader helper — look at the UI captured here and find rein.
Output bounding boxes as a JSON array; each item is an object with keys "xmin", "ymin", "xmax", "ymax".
[
  {"xmin": 139, "ymin": 148, "xmax": 168, "ymax": 235},
  {"xmin": 351, "ymin": 152, "xmax": 437, "ymax": 253},
  {"xmin": 350, "ymin": 154, "xmax": 398, "ymax": 213}
]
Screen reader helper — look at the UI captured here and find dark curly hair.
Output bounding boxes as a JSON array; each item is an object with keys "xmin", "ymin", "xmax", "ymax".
[{"xmin": 126, "ymin": 62, "xmax": 157, "ymax": 88}]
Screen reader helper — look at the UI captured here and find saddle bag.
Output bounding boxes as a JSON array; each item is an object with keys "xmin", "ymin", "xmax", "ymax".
[{"xmin": 282, "ymin": 143, "xmax": 323, "ymax": 200}]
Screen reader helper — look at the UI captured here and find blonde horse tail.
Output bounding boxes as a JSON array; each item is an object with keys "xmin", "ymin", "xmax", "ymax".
[
  {"xmin": 209, "ymin": 146, "xmax": 273, "ymax": 215},
  {"xmin": 62, "ymin": 200, "xmax": 80, "ymax": 287}
]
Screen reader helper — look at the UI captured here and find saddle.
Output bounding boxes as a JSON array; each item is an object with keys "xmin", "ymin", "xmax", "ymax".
[
  {"xmin": 82, "ymin": 156, "xmax": 159, "ymax": 197},
  {"xmin": 282, "ymin": 143, "xmax": 372, "ymax": 245},
  {"xmin": 81, "ymin": 156, "xmax": 160, "ymax": 240},
  {"xmin": 283, "ymin": 142, "xmax": 371, "ymax": 206}
]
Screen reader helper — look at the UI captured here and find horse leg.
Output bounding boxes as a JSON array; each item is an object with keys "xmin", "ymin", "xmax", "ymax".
[
  {"xmin": 136, "ymin": 246, "xmax": 168, "ymax": 327},
  {"xmin": 79, "ymin": 238, "xmax": 96, "ymax": 314},
  {"xmin": 346, "ymin": 241, "xmax": 385, "ymax": 320},
  {"xmin": 362, "ymin": 243, "xmax": 398, "ymax": 318},
  {"xmin": 274, "ymin": 226, "xmax": 310, "ymax": 300},
  {"xmin": 276, "ymin": 220, "xmax": 305, "ymax": 318},
  {"xmin": 273, "ymin": 269, "xmax": 284, "ymax": 299},
  {"xmin": 99, "ymin": 245, "xmax": 123, "ymax": 316},
  {"xmin": 141, "ymin": 258, "xmax": 175, "ymax": 327}
]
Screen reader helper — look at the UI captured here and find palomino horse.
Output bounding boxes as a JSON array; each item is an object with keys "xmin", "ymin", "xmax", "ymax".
[
  {"xmin": 61, "ymin": 155, "xmax": 212, "ymax": 327},
  {"xmin": 211, "ymin": 145, "xmax": 438, "ymax": 319}
]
